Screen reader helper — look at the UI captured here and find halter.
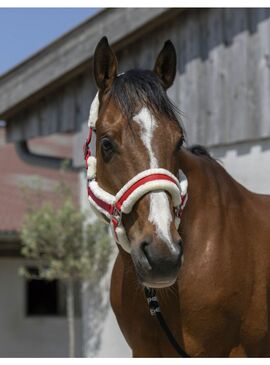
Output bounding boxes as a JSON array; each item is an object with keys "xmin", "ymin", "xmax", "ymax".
[{"xmin": 83, "ymin": 93, "xmax": 188, "ymax": 253}]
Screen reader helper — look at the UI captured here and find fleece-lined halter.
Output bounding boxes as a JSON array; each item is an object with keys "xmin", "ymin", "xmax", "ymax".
[{"xmin": 83, "ymin": 92, "xmax": 188, "ymax": 253}]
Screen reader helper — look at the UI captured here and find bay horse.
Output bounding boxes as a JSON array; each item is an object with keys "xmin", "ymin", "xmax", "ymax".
[{"xmin": 84, "ymin": 36, "xmax": 270, "ymax": 357}]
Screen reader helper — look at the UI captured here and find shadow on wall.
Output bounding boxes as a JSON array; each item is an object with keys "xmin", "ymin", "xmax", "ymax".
[
  {"xmin": 210, "ymin": 137, "xmax": 270, "ymax": 159},
  {"xmin": 116, "ymin": 9, "xmax": 270, "ymax": 75},
  {"xmin": 176, "ymin": 8, "xmax": 270, "ymax": 74}
]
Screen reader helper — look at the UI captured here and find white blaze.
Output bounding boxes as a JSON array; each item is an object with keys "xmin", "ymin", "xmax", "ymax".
[{"xmin": 134, "ymin": 108, "xmax": 174, "ymax": 248}]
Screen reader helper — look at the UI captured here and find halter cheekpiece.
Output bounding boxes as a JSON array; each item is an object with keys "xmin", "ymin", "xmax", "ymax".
[{"xmin": 83, "ymin": 92, "xmax": 188, "ymax": 253}]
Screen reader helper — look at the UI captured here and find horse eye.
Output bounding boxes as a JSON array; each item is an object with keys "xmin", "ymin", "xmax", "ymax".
[
  {"xmin": 101, "ymin": 138, "xmax": 113, "ymax": 153},
  {"xmin": 176, "ymin": 136, "xmax": 185, "ymax": 150}
]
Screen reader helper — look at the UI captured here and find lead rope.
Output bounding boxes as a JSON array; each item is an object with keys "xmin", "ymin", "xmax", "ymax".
[{"xmin": 144, "ymin": 287, "xmax": 190, "ymax": 358}]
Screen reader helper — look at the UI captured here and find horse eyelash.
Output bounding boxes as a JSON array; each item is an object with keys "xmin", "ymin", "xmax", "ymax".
[{"xmin": 177, "ymin": 136, "xmax": 185, "ymax": 150}]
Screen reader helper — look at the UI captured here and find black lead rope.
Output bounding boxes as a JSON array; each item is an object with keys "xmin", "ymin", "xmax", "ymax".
[{"xmin": 144, "ymin": 287, "xmax": 190, "ymax": 358}]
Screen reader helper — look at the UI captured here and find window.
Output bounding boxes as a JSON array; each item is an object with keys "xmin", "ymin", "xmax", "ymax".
[
  {"xmin": 26, "ymin": 277, "xmax": 58, "ymax": 315},
  {"xmin": 25, "ymin": 267, "xmax": 81, "ymax": 317}
]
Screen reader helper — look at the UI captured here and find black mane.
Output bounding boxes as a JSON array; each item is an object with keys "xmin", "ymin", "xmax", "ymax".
[
  {"xmin": 110, "ymin": 70, "xmax": 213, "ymax": 160},
  {"xmin": 188, "ymin": 144, "xmax": 213, "ymax": 159},
  {"xmin": 110, "ymin": 69, "xmax": 181, "ymax": 125}
]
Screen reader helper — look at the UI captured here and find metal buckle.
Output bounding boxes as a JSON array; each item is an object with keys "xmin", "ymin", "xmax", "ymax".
[
  {"xmin": 144, "ymin": 288, "xmax": 160, "ymax": 316},
  {"xmin": 111, "ymin": 206, "xmax": 122, "ymax": 226}
]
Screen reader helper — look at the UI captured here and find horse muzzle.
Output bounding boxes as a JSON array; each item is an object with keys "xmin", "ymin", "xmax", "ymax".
[{"xmin": 130, "ymin": 235, "xmax": 183, "ymax": 288}]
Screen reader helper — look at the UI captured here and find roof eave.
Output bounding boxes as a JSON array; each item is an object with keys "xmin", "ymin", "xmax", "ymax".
[{"xmin": 0, "ymin": 8, "xmax": 184, "ymax": 121}]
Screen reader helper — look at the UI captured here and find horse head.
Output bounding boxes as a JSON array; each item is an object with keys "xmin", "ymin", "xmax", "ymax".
[{"xmin": 86, "ymin": 37, "xmax": 187, "ymax": 289}]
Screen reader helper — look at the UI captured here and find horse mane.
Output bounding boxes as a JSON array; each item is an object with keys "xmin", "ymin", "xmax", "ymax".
[
  {"xmin": 110, "ymin": 70, "xmax": 183, "ymax": 129},
  {"xmin": 110, "ymin": 72, "xmax": 216, "ymax": 163},
  {"xmin": 188, "ymin": 144, "xmax": 214, "ymax": 160}
]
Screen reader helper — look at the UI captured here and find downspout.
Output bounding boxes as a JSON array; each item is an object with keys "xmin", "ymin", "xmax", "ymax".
[{"xmin": 15, "ymin": 140, "xmax": 79, "ymax": 171}]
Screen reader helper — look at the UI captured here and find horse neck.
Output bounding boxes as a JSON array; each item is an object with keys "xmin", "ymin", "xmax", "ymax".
[{"xmin": 179, "ymin": 148, "xmax": 246, "ymax": 247}]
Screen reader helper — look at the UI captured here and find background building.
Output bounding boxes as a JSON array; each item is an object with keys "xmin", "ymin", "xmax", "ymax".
[
  {"xmin": 0, "ymin": 126, "xmax": 82, "ymax": 357},
  {"xmin": 0, "ymin": 8, "xmax": 269, "ymax": 357}
]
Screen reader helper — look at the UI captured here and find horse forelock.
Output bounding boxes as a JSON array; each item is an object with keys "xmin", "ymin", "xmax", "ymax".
[{"xmin": 109, "ymin": 69, "xmax": 183, "ymax": 128}]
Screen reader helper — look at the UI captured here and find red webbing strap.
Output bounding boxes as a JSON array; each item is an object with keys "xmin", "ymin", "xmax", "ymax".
[
  {"xmin": 85, "ymin": 128, "xmax": 112, "ymax": 213},
  {"xmin": 115, "ymin": 173, "xmax": 179, "ymax": 211},
  {"xmin": 83, "ymin": 127, "xmax": 93, "ymax": 168},
  {"xmin": 175, "ymin": 193, "xmax": 187, "ymax": 218},
  {"xmin": 181, "ymin": 193, "xmax": 187, "ymax": 208},
  {"xmin": 87, "ymin": 186, "xmax": 113, "ymax": 215},
  {"xmin": 88, "ymin": 184, "xmax": 119, "ymax": 241}
]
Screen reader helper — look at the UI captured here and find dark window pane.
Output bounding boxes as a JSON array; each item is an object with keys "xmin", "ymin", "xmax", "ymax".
[
  {"xmin": 25, "ymin": 266, "xmax": 81, "ymax": 317},
  {"xmin": 26, "ymin": 267, "xmax": 58, "ymax": 316}
]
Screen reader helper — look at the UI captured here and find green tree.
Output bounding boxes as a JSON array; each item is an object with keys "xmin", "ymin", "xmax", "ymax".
[{"xmin": 20, "ymin": 173, "xmax": 111, "ymax": 357}]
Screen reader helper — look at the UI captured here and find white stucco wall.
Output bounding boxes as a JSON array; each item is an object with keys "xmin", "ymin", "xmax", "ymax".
[
  {"xmin": 95, "ymin": 247, "xmax": 131, "ymax": 358},
  {"xmin": 79, "ymin": 170, "xmax": 131, "ymax": 358},
  {"xmin": 210, "ymin": 138, "xmax": 270, "ymax": 194},
  {"xmin": 0, "ymin": 258, "xmax": 82, "ymax": 357}
]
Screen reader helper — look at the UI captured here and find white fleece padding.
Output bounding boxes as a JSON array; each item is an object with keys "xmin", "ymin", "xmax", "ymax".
[
  {"xmin": 179, "ymin": 170, "xmax": 188, "ymax": 197},
  {"xmin": 120, "ymin": 180, "xmax": 181, "ymax": 214},
  {"xmin": 174, "ymin": 217, "xmax": 180, "ymax": 229},
  {"xmin": 87, "ymin": 156, "xmax": 97, "ymax": 180},
  {"xmin": 114, "ymin": 225, "xmax": 131, "ymax": 253},
  {"xmin": 115, "ymin": 168, "xmax": 180, "ymax": 199},
  {"xmin": 88, "ymin": 180, "xmax": 115, "ymax": 206},
  {"xmin": 88, "ymin": 194, "xmax": 111, "ymax": 220},
  {"xmin": 88, "ymin": 168, "xmax": 182, "ymax": 213},
  {"xmin": 88, "ymin": 202, "xmax": 109, "ymax": 224},
  {"xmin": 88, "ymin": 92, "xmax": 99, "ymax": 128},
  {"xmin": 87, "ymin": 168, "xmax": 187, "ymax": 222},
  {"xmin": 87, "ymin": 180, "xmax": 115, "ymax": 220}
]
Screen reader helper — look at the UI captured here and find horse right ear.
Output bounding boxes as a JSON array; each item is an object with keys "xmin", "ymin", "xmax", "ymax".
[
  {"xmin": 93, "ymin": 36, "xmax": 118, "ymax": 91},
  {"xmin": 153, "ymin": 40, "xmax": 177, "ymax": 89}
]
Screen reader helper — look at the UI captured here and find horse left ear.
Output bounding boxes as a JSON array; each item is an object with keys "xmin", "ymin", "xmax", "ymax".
[{"xmin": 153, "ymin": 40, "xmax": 177, "ymax": 89}]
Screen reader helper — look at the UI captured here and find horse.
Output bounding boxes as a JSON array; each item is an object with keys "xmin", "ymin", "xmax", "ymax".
[{"xmin": 84, "ymin": 36, "xmax": 270, "ymax": 357}]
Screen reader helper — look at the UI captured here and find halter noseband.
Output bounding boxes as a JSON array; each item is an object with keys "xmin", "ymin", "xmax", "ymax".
[{"xmin": 83, "ymin": 93, "xmax": 188, "ymax": 253}]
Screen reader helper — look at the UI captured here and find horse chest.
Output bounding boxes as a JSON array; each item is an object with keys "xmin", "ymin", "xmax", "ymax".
[{"xmin": 110, "ymin": 253, "xmax": 183, "ymax": 356}]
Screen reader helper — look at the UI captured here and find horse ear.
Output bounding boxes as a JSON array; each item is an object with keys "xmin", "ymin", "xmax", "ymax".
[
  {"xmin": 153, "ymin": 40, "xmax": 177, "ymax": 89},
  {"xmin": 93, "ymin": 36, "xmax": 118, "ymax": 91}
]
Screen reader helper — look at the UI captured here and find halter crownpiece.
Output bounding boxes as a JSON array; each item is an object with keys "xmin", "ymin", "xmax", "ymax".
[{"xmin": 83, "ymin": 92, "xmax": 188, "ymax": 253}]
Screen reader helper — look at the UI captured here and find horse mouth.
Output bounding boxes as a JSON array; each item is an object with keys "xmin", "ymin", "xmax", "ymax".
[
  {"xmin": 142, "ymin": 278, "xmax": 176, "ymax": 289},
  {"xmin": 134, "ymin": 263, "xmax": 179, "ymax": 289}
]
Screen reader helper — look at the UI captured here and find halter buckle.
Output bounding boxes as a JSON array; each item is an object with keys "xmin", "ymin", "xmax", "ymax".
[{"xmin": 111, "ymin": 206, "xmax": 122, "ymax": 227}]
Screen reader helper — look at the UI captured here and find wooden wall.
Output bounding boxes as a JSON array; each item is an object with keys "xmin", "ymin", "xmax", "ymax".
[
  {"xmin": 116, "ymin": 8, "xmax": 270, "ymax": 146},
  {"xmin": 6, "ymin": 9, "xmax": 270, "ymax": 147}
]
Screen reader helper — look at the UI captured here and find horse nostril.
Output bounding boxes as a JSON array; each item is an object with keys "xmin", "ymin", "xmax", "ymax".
[
  {"xmin": 177, "ymin": 238, "xmax": 183, "ymax": 250},
  {"xmin": 130, "ymin": 237, "xmax": 153, "ymax": 273},
  {"xmin": 140, "ymin": 236, "xmax": 152, "ymax": 257},
  {"xmin": 178, "ymin": 238, "xmax": 184, "ymax": 255}
]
